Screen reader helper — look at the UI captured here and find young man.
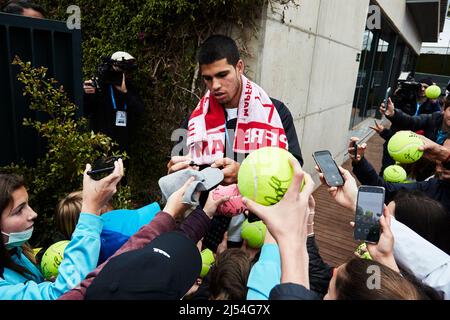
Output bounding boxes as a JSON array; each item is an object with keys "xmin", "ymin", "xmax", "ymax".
[
  {"xmin": 167, "ymin": 35, "xmax": 303, "ymax": 250},
  {"xmin": 168, "ymin": 35, "xmax": 303, "ymax": 183}
]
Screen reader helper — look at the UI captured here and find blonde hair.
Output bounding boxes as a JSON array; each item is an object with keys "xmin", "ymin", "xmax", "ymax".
[{"xmin": 55, "ymin": 191, "xmax": 82, "ymax": 239}]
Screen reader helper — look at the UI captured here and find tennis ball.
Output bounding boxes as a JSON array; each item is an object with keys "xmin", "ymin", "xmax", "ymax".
[
  {"xmin": 200, "ymin": 248, "xmax": 215, "ymax": 278},
  {"xmin": 41, "ymin": 240, "xmax": 70, "ymax": 280},
  {"xmin": 425, "ymin": 85, "xmax": 441, "ymax": 99},
  {"xmin": 241, "ymin": 219, "xmax": 267, "ymax": 248},
  {"xmin": 383, "ymin": 165, "xmax": 407, "ymax": 183},
  {"xmin": 387, "ymin": 131, "xmax": 424, "ymax": 164},
  {"xmin": 355, "ymin": 243, "xmax": 372, "ymax": 260},
  {"xmin": 237, "ymin": 147, "xmax": 304, "ymax": 206}
]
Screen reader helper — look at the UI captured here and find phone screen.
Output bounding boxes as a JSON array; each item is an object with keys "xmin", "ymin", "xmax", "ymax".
[
  {"xmin": 354, "ymin": 186, "xmax": 385, "ymax": 243},
  {"xmin": 313, "ymin": 151, "xmax": 344, "ymax": 187}
]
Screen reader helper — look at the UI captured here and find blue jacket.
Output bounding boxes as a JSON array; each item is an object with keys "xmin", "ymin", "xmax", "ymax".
[{"xmin": 0, "ymin": 213, "xmax": 103, "ymax": 300}]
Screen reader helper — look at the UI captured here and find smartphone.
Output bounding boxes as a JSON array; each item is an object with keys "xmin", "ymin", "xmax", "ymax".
[
  {"xmin": 352, "ymin": 141, "xmax": 358, "ymax": 158},
  {"xmin": 354, "ymin": 186, "xmax": 385, "ymax": 243},
  {"xmin": 312, "ymin": 151, "xmax": 344, "ymax": 187},
  {"xmin": 383, "ymin": 87, "xmax": 391, "ymax": 105},
  {"xmin": 87, "ymin": 156, "xmax": 120, "ymax": 180}
]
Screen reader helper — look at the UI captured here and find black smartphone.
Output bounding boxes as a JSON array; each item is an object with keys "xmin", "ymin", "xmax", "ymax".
[
  {"xmin": 312, "ymin": 150, "xmax": 344, "ymax": 187},
  {"xmin": 203, "ymin": 215, "xmax": 232, "ymax": 253},
  {"xmin": 354, "ymin": 186, "xmax": 385, "ymax": 243},
  {"xmin": 352, "ymin": 141, "xmax": 358, "ymax": 158},
  {"xmin": 87, "ymin": 156, "xmax": 120, "ymax": 180},
  {"xmin": 383, "ymin": 87, "xmax": 391, "ymax": 105}
]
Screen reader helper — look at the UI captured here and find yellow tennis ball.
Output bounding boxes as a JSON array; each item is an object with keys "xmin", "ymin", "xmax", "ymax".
[
  {"xmin": 241, "ymin": 219, "xmax": 267, "ymax": 248},
  {"xmin": 237, "ymin": 147, "xmax": 304, "ymax": 206},
  {"xmin": 200, "ymin": 248, "xmax": 215, "ymax": 278},
  {"xmin": 425, "ymin": 85, "xmax": 441, "ymax": 99},
  {"xmin": 387, "ymin": 131, "xmax": 424, "ymax": 164},
  {"xmin": 383, "ymin": 165, "xmax": 407, "ymax": 183},
  {"xmin": 40, "ymin": 240, "xmax": 69, "ymax": 280}
]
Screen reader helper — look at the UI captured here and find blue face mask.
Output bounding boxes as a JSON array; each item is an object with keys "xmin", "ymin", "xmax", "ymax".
[{"xmin": 2, "ymin": 227, "xmax": 34, "ymax": 249}]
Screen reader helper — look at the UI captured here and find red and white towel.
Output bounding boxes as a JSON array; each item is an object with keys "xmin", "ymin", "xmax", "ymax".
[{"xmin": 187, "ymin": 75, "xmax": 288, "ymax": 165}]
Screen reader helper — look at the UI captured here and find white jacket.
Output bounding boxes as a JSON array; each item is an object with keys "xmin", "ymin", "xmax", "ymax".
[{"xmin": 391, "ymin": 218, "xmax": 450, "ymax": 300}]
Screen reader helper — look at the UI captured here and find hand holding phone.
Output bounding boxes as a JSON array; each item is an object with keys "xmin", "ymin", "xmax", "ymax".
[
  {"xmin": 313, "ymin": 151, "xmax": 344, "ymax": 187},
  {"xmin": 354, "ymin": 186, "xmax": 385, "ymax": 243},
  {"xmin": 87, "ymin": 156, "xmax": 121, "ymax": 181}
]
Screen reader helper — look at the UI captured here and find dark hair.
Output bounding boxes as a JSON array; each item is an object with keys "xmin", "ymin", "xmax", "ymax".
[
  {"xmin": 335, "ymin": 258, "xmax": 433, "ymax": 300},
  {"xmin": 2, "ymin": 0, "xmax": 45, "ymax": 16},
  {"xmin": 443, "ymin": 95, "xmax": 450, "ymax": 111},
  {"xmin": 392, "ymin": 190, "xmax": 450, "ymax": 254},
  {"xmin": 0, "ymin": 174, "xmax": 34, "ymax": 278},
  {"xmin": 419, "ymin": 78, "xmax": 433, "ymax": 87},
  {"xmin": 197, "ymin": 35, "xmax": 240, "ymax": 66},
  {"xmin": 209, "ymin": 248, "xmax": 251, "ymax": 300}
]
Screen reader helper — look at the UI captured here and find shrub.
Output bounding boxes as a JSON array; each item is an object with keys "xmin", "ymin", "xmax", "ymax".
[{"xmin": 1, "ymin": 57, "xmax": 130, "ymax": 247}]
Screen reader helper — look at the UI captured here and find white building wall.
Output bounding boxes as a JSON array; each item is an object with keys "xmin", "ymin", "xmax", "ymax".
[
  {"xmin": 373, "ymin": 0, "xmax": 422, "ymax": 54},
  {"xmin": 245, "ymin": 0, "xmax": 370, "ymax": 181}
]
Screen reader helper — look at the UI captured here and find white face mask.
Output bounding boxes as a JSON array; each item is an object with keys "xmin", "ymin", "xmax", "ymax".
[{"xmin": 2, "ymin": 227, "xmax": 33, "ymax": 249}]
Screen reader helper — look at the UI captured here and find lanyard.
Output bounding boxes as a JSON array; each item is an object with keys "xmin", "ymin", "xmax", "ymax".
[{"xmin": 110, "ymin": 85, "xmax": 127, "ymax": 111}]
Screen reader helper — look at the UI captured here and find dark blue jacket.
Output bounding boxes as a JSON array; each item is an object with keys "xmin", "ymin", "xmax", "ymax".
[{"xmin": 352, "ymin": 158, "xmax": 450, "ymax": 212}]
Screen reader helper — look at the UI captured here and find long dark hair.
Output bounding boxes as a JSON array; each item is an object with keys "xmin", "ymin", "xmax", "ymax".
[
  {"xmin": 392, "ymin": 190, "xmax": 450, "ymax": 254},
  {"xmin": 335, "ymin": 258, "xmax": 438, "ymax": 300},
  {"xmin": 0, "ymin": 174, "xmax": 34, "ymax": 278}
]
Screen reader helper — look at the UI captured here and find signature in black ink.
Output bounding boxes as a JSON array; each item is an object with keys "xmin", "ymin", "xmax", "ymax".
[{"xmin": 264, "ymin": 176, "xmax": 290, "ymax": 205}]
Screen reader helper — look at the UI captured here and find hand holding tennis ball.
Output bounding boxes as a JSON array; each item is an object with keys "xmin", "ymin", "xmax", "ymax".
[
  {"xmin": 387, "ymin": 131, "xmax": 424, "ymax": 164},
  {"xmin": 242, "ymin": 158, "xmax": 315, "ymax": 244},
  {"xmin": 237, "ymin": 147, "xmax": 304, "ymax": 206}
]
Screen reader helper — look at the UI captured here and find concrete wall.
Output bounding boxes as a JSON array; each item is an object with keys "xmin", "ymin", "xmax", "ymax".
[
  {"xmin": 373, "ymin": 0, "xmax": 422, "ymax": 54},
  {"xmin": 245, "ymin": 0, "xmax": 370, "ymax": 182}
]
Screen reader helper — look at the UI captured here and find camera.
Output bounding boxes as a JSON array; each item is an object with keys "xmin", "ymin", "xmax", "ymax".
[
  {"xmin": 391, "ymin": 72, "xmax": 421, "ymax": 115},
  {"xmin": 89, "ymin": 53, "xmax": 138, "ymax": 93}
]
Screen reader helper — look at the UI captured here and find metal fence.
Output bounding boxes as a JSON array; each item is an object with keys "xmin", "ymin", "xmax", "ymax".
[{"xmin": 0, "ymin": 13, "xmax": 82, "ymax": 166}]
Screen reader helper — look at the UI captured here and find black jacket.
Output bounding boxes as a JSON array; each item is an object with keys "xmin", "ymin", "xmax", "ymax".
[
  {"xmin": 180, "ymin": 98, "xmax": 303, "ymax": 166},
  {"xmin": 387, "ymin": 109, "xmax": 443, "ymax": 142},
  {"xmin": 84, "ymin": 82, "xmax": 145, "ymax": 152},
  {"xmin": 353, "ymin": 157, "xmax": 450, "ymax": 212}
]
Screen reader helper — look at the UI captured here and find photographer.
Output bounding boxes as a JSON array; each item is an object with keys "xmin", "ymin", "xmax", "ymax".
[
  {"xmin": 392, "ymin": 77, "xmax": 440, "ymax": 116},
  {"xmin": 83, "ymin": 51, "xmax": 144, "ymax": 153}
]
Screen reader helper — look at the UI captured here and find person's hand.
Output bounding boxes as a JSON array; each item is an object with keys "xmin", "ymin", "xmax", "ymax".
[
  {"xmin": 167, "ymin": 155, "xmax": 199, "ymax": 174},
  {"xmin": 216, "ymin": 232, "xmax": 228, "ymax": 256},
  {"xmin": 366, "ymin": 206, "xmax": 399, "ymax": 272},
  {"xmin": 307, "ymin": 195, "xmax": 315, "ymax": 236},
  {"xmin": 379, "ymin": 97, "xmax": 395, "ymax": 117},
  {"xmin": 243, "ymin": 158, "xmax": 315, "ymax": 245},
  {"xmin": 81, "ymin": 159, "xmax": 124, "ymax": 215},
  {"xmin": 369, "ymin": 120, "xmax": 384, "ymax": 134},
  {"xmin": 348, "ymin": 137, "xmax": 366, "ymax": 163},
  {"xmin": 114, "ymin": 73, "xmax": 127, "ymax": 93},
  {"xmin": 163, "ymin": 177, "xmax": 196, "ymax": 218},
  {"xmin": 83, "ymin": 80, "xmax": 96, "ymax": 94},
  {"xmin": 418, "ymin": 134, "xmax": 450, "ymax": 162},
  {"xmin": 316, "ymin": 165, "xmax": 357, "ymax": 211},
  {"xmin": 211, "ymin": 158, "xmax": 240, "ymax": 185},
  {"xmin": 203, "ymin": 191, "xmax": 230, "ymax": 218}
]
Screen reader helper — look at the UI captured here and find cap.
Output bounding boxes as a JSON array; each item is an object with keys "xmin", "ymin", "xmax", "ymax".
[
  {"xmin": 98, "ymin": 202, "xmax": 161, "ymax": 265},
  {"xmin": 111, "ymin": 51, "xmax": 135, "ymax": 62},
  {"xmin": 86, "ymin": 231, "xmax": 201, "ymax": 300}
]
